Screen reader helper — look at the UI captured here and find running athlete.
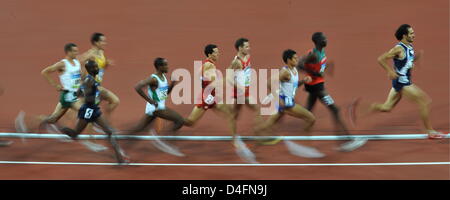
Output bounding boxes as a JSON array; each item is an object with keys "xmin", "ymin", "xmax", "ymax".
[
  {"xmin": 227, "ymin": 38, "xmax": 263, "ymax": 130},
  {"xmin": 297, "ymin": 32, "xmax": 367, "ymax": 151},
  {"xmin": 15, "ymin": 43, "xmax": 83, "ymax": 133},
  {"xmin": 79, "ymin": 33, "xmax": 120, "ymax": 125},
  {"xmin": 255, "ymin": 49, "xmax": 327, "ymax": 157},
  {"xmin": 369, "ymin": 24, "xmax": 445, "ymax": 138},
  {"xmin": 126, "ymin": 57, "xmax": 185, "ymax": 156},
  {"xmin": 59, "ymin": 60, "xmax": 128, "ymax": 164},
  {"xmin": 184, "ymin": 44, "xmax": 257, "ymax": 163}
]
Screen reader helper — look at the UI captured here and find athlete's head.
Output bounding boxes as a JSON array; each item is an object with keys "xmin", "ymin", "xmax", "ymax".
[
  {"xmin": 91, "ymin": 32, "xmax": 107, "ymax": 49},
  {"xmin": 235, "ymin": 38, "xmax": 250, "ymax": 55},
  {"xmin": 204, "ymin": 44, "xmax": 219, "ymax": 61},
  {"xmin": 64, "ymin": 43, "xmax": 78, "ymax": 59},
  {"xmin": 154, "ymin": 57, "xmax": 168, "ymax": 73},
  {"xmin": 85, "ymin": 60, "xmax": 99, "ymax": 76},
  {"xmin": 282, "ymin": 49, "xmax": 298, "ymax": 66},
  {"xmin": 312, "ymin": 32, "xmax": 327, "ymax": 48},
  {"xmin": 395, "ymin": 24, "xmax": 414, "ymax": 43}
]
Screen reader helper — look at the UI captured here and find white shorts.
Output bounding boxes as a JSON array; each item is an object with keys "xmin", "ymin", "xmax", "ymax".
[{"xmin": 145, "ymin": 102, "xmax": 166, "ymax": 116}]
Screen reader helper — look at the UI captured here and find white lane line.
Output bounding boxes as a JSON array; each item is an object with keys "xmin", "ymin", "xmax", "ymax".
[
  {"xmin": 0, "ymin": 161, "xmax": 449, "ymax": 167},
  {"xmin": 0, "ymin": 132, "xmax": 449, "ymax": 140}
]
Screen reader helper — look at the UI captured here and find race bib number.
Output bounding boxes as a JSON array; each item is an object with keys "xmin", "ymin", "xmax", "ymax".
[
  {"xmin": 283, "ymin": 96, "xmax": 294, "ymax": 107},
  {"xmin": 158, "ymin": 89, "xmax": 168, "ymax": 100},
  {"xmin": 84, "ymin": 108, "xmax": 94, "ymax": 119},
  {"xmin": 204, "ymin": 94, "xmax": 215, "ymax": 105}
]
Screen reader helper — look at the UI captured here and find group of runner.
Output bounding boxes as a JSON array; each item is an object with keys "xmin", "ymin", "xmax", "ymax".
[{"xmin": 7, "ymin": 24, "xmax": 446, "ymax": 164}]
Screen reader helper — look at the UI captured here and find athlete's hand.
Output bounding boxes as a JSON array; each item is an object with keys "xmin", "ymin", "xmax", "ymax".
[
  {"xmin": 171, "ymin": 80, "xmax": 180, "ymax": 86},
  {"xmin": 387, "ymin": 71, "xmax": 398, "ymax": 80},
  {"xmin": 106, "ymin": 59, "xmax": 115, "ymax": 67}
]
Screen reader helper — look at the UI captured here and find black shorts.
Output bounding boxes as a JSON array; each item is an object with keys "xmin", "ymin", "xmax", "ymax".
[
  {"xmin": 304, "ymin": 82, "xmax": 325, "ymax": 94},
  {"xmin": 78, "ymin": 104, "xmax": 102, "ymax": 122}
]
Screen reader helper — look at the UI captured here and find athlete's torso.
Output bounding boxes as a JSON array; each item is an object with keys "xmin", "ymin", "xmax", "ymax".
[
  {"xmin": 83, "ymin": 75, "xmax": 101, "ymax": 106},
  {"xmin": 59, "ymin": 58, "xmax": 81, "ymax": 92},
  {"xmin": 393, "ymin": 42, "xmax": 415, "ymax": 84},
  {"xmin": 280, "ymin": 66, "xmax": 299, "ymax": 98},
  {"xmin": 92, "ymin": 50, "xmax": 106, "ymax": 83},
  {"xmin": 148, "ymin": 73, "xmax": 169, "ymax": 105},
  {"xmin": 234, "ymin": 55, "xmax": 252, "ymax": 87},
  {"xmin": 304, "ymin": 48, "xmax": 327, "ymax": 85}
]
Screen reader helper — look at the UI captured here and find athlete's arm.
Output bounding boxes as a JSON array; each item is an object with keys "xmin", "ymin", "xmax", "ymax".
[
  {"xmin": 78, "ymin": 51, "xmax": 96, "ymax": 78},
  {"xmin": 377, "ymin": 46, "xmax": 402, "ymax": 80},
  {"xmin": 267, "ymin": 69, "xmax": 291, "ymax": 93},
  {"xmin": 168, "ymin": 78, "xmax": 179, "ymax": 94},
  {"xmin": 297, "ymin": 52, "xmax": 323, "ymax": 77},
  {"xmin": 204, "ymin": 62, "xmax": 218, "ymax": 85},
  {"xmin": 135, "ymin": 77, "xmax": 158, "ymax": 105},
  {"xmin": 298, "ymin": 76, "xmax": 312, "ymax": 87},
  {"xmin": 41, "ymin": 61, "xmax": 65, "ymax": 91},
  {"xmin": 226, "ymin": 59, "xmax": 241, "ymax": 87}
]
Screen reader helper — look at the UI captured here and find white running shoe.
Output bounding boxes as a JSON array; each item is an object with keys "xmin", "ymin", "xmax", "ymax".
[
  {"xmin": 15, "ymin": 111, "xmax": 28, "ymax": 143},
  {"xmin": 284, "ymin": 140, "xmax": 325, "ymax": 158},
  {"xmin": 80, "ymin": 141, "xmax": 109, "ymax": 152},
  {"xmin": 15, "ymin": 111, "xmax": 28, "ymax": 133},
  {"xmin": 233, "ymin": 136, "xmax": 258, "ymax": 164},
  {"xmin": 150, "ymin": 129, "xmax": 185, "ymax": 157},
  {"xmin": 92, "ymin": 123, "xmax": 106, "ymax": 134},
  {"xmin": 337, "ymin": 138, "xmax": 368, "ymax": 152}
]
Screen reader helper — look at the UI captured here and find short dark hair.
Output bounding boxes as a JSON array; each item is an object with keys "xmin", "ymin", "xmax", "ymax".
[
  {"xmin": 395, "ymin": 24, "xmax": 412, "ymax": 41},
  {"xmin": 282, "ymin": 49, "xmax": 297, "ymax": 64},
  {"xmin": 64, "ymin": 43, "xmax": 77, "ymax": 53},
  {"xmin": 153, "ymin": 57, "xmax": 167, "ymax": 69},
  {"xmin": 312, "ymin": 32, "xmax": 324, "ymax": 44},
  {"xmin": 204, "ymin": 44, "xmax": 218, "ymax": 57},
  {"xmin": 91, "ymin": 32, "xmax": 105, "ymax": 45},
  {"xmin": 85, "ymin": 60, "xmax": 98, "ymax": 72},
  {"xmin": 234, "ymin": 38, "xmax": 249, "ymax": 50}
]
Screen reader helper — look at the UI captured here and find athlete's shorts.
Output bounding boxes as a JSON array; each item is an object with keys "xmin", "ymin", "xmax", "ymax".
[
  {"xmin": 60, "ymin": 90, "xmax": 78, "ymax": 109},
  {"xmin": 78, "ymin": 104, "xmax": 102, "ymax": 122},
  {"xmin": 195, "ymin": 94, "xmax": 216, "ymax": 110},
  {"xmin": 145, "ymin": 102, "xmax": 166, "ymax": 116},
  {"xmin": 392, "ymin": 79, "xmax": 412, "ymax": 92},
  {"xmin": 277, "ymin": 95, "xmax": 295, "ymax": 112},
  {"xmin": 304, "ymin": 82, "xmax": 325, "ymax": 94},
  {"xmin": 232, "ymin": 86, "xmax": 250, "ymax": 99}
]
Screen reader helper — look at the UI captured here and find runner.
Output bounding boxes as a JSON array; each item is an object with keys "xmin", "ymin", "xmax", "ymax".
[
  {"xmin": 227, "ymin": 38, "xmax": 264, "ymax": 137},
  {"xmin": 15, "ymin": 43, "xmax": 83, "ymax": 133},
  {"xmin": 255, "ymin": 49, "xmax": 325, "ymax": 157},
  {"xmin": 368, "ymin": 24, "xmax": 445, "ymax": 138},
  {"xmin": 125, "ymin": 57, "xmax": 185, "ymax": 157},
  {"xmin": 297, "ymin": 32, "xmax": 367, "ymax": 151},
  {"xmin": 59, "ymin": 60, "xmax": 128, "ymax": 164},
  {"xmin": 184, "ymin": 44, "xmax": 257, "ymax": 163},
  {"xmin": 79, "ymin": 33, "xmax": 120, "ymax": 131}
]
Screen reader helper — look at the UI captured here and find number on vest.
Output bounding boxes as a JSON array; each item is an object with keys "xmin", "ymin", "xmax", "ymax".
[{"xmin": 84, "ymin": 108, "xmax": 94, "ymax": 119}]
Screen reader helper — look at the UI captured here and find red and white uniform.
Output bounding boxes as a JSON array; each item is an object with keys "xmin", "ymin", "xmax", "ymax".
[
  {"xmin": 195, "ymin": 59, "xmax": 217, "ymax": 110},
  {"xmin": 232, "ymin": 55, "xmax": 251, "ymax": 98}
]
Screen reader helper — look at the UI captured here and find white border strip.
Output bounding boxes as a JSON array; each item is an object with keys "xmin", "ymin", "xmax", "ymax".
[
  {"xmin": 0, "ymin": 132, "xmax": 449, "ymax": 141},
  {"xmin": 0, "ymin": 161, "xmax": 448, "ymax": 166}
]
